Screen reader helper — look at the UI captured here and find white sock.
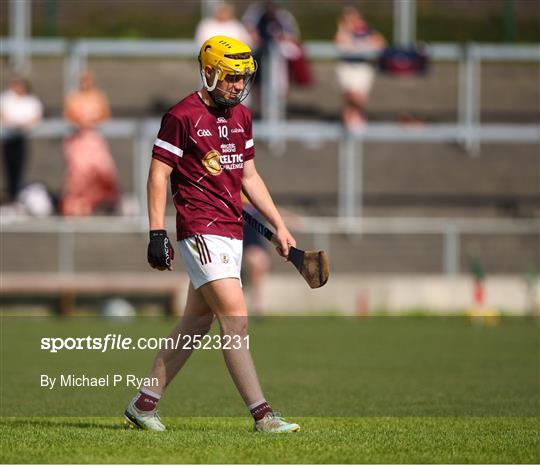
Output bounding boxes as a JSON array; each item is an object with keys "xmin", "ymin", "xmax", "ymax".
[
  {"xmin": 247, "ymin": 399, "xmax": 267, "ymax": 410},
  {"xmin": 139, "ymin": 387, "xmax": 161, "ymax": 400}
]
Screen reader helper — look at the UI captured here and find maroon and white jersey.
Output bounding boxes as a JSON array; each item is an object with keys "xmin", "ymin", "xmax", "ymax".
[{"xmin": 152, "ymin": 92, "xmax": 255, "ymax": 241}]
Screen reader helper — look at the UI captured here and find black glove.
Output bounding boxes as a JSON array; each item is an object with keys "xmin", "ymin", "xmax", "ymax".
[{"xmin": 147, "ymin": 230, "xmax": 174, "ymax": 271}]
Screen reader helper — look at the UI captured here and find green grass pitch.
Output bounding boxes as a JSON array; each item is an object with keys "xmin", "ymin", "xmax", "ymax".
[
  {"xmin": 2, "ymin": 416, "xmax": 538, "ymax": 463},
  {"xmin": 1, "ymin": 315, "xmax": 539, "ymax": 463}
]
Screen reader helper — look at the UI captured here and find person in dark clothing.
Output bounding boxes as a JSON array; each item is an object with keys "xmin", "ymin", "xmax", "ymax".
[{"xmin": 0, "ymin": 77, "xmax": 43, "ymax": 202}]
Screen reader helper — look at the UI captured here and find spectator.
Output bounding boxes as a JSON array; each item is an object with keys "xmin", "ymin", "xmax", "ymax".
[
  {"xmin": 242, "ymin": 1, "xmax": 303, "ymax": 102},
  {"xmin": 243, "ymin": 1, "xmax": 300, "ymax": 52},
  {"xmin": 195, "ymin": 1, "xmax": 251, "ymax": 48},
  {"xmin": 61, "ymin": 71, "xmax": 120, "ymax": 216},
  {"xmin": 0, "ymin": 76, "xmax": 43, "ymax": 204},
  {"xmin": 242, "ymin": 199, "xmax": 271, "ymax": 317},
  {"xmin": 334, "ymin": 6, "xmax": 386, "ymax": 130}
]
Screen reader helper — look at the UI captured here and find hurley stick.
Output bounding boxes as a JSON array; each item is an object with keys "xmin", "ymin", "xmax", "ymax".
[{"xmin": 242, "ymin": 210, "xmax": 330, "ymax": 289}]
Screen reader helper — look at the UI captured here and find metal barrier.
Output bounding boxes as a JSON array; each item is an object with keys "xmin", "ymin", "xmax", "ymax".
[
  {"xmin": 294, "ymin": 216, "xmax": 540, "ymax": 276},
  {"xmin": 1, "ymin": 37, "xmax": 538, "ymax": 152},
  {"xmin": 1, "ymin": 214, "xmax": 538, "ymax": 275},
  {"xmin": 25, "ymin": 118, "xmax": 540, "ymax": 220},
  {"xmin": 5, "ymin": 116, "xmax": 539, "ymax": 275},
  {"xmin": 1, "ymin": 26, "xmax": 537, "ymax": 277}
]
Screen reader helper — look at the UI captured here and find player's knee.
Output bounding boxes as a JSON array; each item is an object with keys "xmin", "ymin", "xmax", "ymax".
[
  {"xmin": 183, "ymin": 314, "xmax": 214, "ymax": 336},
  {"xmin": 219, "ymin": 315, "xmax": 248, "ymax": 337},
  {"xmin": 197, "ymin": 316, "xmax": 214, "ymax": 336}
]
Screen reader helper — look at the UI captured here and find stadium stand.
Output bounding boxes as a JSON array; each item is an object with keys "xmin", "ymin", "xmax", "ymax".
[{"xmin": 0, "ymin": 42, "xmax": 538, "ymax": 314}]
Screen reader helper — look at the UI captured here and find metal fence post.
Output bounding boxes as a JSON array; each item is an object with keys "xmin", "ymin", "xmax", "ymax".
[
  {"xmin": 443, "ymin": 224, "xmax": 460, "ymax": 275},
  {"xmin": 58, "ymin": 222, "xmax": 75, "ymax": 273},
  {"xmin": 458, "ymin": 45, "xmax": 467, "ymax": 135},
  {"xmin": 338, "ymin": 133, "xmax": 360, "ymax": 218},
  {"xmin": 394, "ymin": 0, "xmax": 416, "ymax": 46},
  {"xmin": 64, "ymin": 40, "xmax": 86, "ymax": 96},
  {"xmin": 9, "ymin": 0, "xmax": 31, "ymax": 73},
  {"xmin": 200, "ymin": 0, "xmax": 214, "ymax": 19},
  {"xmin": 464, "ymin": 44, "xmax": 481, "ymax": 156},
  {"xmin": 355, "ymin": 137, "xmax": 363, "ymax": 220},
  {"xmin": 262, "ymin": 44, "xmax": 286, "ymax": 156}
]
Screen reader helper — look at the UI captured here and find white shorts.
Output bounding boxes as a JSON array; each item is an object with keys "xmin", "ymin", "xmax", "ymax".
[
  {"xmin": 336, "ymin": 62, "xmax": 375, "ymax": 95},
  {"xmin": 178, "ymin": 235, "xmax": 243, "ymax": 290}
]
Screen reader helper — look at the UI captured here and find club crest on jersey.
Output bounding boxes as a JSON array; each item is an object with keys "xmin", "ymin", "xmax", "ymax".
[
  {"xmin": 220, "ymin": 253, "xmax": 230, "ymax": 264},
  {"xmin": 202, "ymin": 150, "xmax": 222, "ymax": 176}
]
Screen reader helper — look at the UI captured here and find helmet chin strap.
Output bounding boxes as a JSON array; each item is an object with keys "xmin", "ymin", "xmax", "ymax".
[{"xmin": 202, "ymin": 70, "xmax": 219, "ymax": 92}]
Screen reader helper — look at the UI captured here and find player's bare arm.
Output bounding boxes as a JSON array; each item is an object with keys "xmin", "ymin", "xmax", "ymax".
[
  {"xmin": 147, "ymin": 158, "xmax": 174, "ymax": 271},
  {"xmin": 241, "ymin": 158, "xmax": 296, "ymax": 258},
  {"xmin": 147, "ymin": 159, "xmax": 172, "ymax": 230}
]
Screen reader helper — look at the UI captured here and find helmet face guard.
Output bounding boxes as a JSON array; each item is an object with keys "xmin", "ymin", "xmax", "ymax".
[
  {"xmin": 200, "ymin": 61, "xmax": 257, "ymax": 107},
  {"xmin": 199, "ymin": 36, "xmax": 257, "ymax": 108}
]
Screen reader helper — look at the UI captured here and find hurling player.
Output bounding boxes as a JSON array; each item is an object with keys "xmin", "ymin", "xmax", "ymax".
[{"xmin": 124, "ymin": 36, "xmax": 300, "ymax": 433}]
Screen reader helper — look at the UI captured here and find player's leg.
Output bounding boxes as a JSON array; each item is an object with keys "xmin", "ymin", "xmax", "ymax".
[
  {"xmin": 349, "ymin": 64, "xmax": 374, "ymax": 127},
  {"xmin": 125, "ymin": 283, "xmax": 214, "ymax": 431},
  {"xmin": 344, "ymin": 90, "xmax": 367, "ymax": 129},
  {"xmin": 244, "ymin": 245, "xmax": 270, "ymax": 316},
  {"xmin": 145, "ymin": 283, "xmax": 214, "ymax": 394},
  {"xmin": 199, "ymin": 278, "xmax": 262, "ymax": 404},
  {"xmin": 199, "ymin": 277, "xmax": 300, "ymax": 432}
]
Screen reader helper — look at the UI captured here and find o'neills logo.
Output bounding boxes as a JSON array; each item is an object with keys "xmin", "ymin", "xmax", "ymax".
[
  {"xmin": 164, "ymin": 237, "xmax": 170, "ymax": 266},
  {"xmin": 202, "ymin": 150, "xmax": 222, "ymax": 176}
]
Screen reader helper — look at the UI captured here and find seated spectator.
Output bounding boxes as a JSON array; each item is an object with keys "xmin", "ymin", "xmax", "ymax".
[
  {"xmin": 242, "ymin": 1, "xmax": 303, "ymax": 103},
  {"xmin": 334, "ymin": 6, "xmax": 386, "ymax": 130},
  {"xmin": 61, "ymin": 71, "xmax": 120, "ymax": 216}
]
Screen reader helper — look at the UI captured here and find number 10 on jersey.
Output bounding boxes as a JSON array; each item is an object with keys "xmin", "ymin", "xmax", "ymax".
[{"xmin": 218, "ymin": 126, "xmax": 228, "ymax": 139}]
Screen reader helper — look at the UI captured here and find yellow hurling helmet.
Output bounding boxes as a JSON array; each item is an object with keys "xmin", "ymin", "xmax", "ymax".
[{"xmin": 198, "ymin": 35, "xmax": 257, "ymax": 107}]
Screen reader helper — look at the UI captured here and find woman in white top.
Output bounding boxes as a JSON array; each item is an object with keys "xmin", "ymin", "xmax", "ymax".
[{"xmin": 0, "ymin": 77, "xmax": 43, "ymax": 202}]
